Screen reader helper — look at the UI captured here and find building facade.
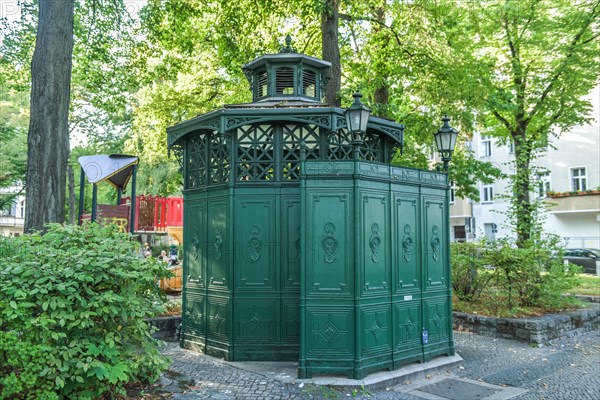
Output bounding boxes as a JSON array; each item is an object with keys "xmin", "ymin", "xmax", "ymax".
[
  {"xmin": 0, "ymin": 187, "xmax": 25, "ymax": 236},
  {"xmin": 450, "ymin": 88, "xmax": 600, "ymax": 249}
]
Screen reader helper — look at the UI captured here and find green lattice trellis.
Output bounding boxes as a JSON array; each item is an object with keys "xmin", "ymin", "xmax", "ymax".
[{"xmin": 182, "ymin": 123, "xmax": 393, "ymax": 189}]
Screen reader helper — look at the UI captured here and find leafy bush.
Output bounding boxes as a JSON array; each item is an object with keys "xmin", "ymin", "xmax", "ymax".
[
  {"xmin": 450, "ymin": 242, "xmax": 493, "ymax": 302},
  {"xmin": 0, "ymin": 223, "xmax": 171, "ymax": 399},
  {"xmin": 488, "ymin": 236, "xmax": 581, "ymax": 309},
  {"xmin": 451, "ymin": 235, "xmax": 583, "ymax": 315}
]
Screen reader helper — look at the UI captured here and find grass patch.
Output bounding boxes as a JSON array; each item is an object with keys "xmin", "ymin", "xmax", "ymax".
[
  {"xmin": 566, "ymin": 274, "xmax": 600, "ymax": 296},
  {"xmin": 452, "ymin": 293, "xmax": 586, "ymax": 318}
]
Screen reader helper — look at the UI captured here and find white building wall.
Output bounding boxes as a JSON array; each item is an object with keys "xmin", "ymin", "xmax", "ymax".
[
  {"xmin": 453, "ymin": 86, "xmax": 600, "ymax": 246},
  {"xmin": 0, "ymin": 192, "xmax": 25, "ymax": 236}
]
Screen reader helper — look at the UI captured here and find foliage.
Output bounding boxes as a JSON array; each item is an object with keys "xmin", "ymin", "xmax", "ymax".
[
  {"xmin": 1, "ymin": 2, "xmax": 145, "ymax": 225},
  {"xmin": 345, "ymin": 0, "xmax": 600, "ymax": 235},
  {"xmin": 441, "ymin": 0, "xmax": 600, "ymax": 245},
  {"xmin": 566, "ymin": 275, "xmax": 600, "ymax": 297},
  {"xmin": 0, "ymin": 223, "xmax": 171, "ymax": 399},
  {"xmin": 447, "ymin": 148, "xmax": 505, "ymax": 202},
  {"xmin": 123, "ymin": 0, "xmax": 276, "ymax": 193},
  {"xmin": 0, "ymin": 63, "xmax": 28, "ymax": 210},
  {"xmin": 1, "ymin": 0, "xmax": 141, "ymax": 144},
  {"xmin": 3, "ymin": 0, "xmax": 599, "ymax": 210},
  {"xmin": 450, "ymin": 242, "xmax": 494, "ymax": 302},
  {"xmin": 132, "ymin": 0, "xmax": 507, "ymax": 198},
  {"xmin": 451, "ymin": 236, "xmax": 583, "ymax": 316}
]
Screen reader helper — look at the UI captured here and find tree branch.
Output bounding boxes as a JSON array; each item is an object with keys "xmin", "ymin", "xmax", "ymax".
[
  {"xmin": 300, "ymin": 30, "xmax": 318, "ymax": 55},
  {"xmin": 490, "ymin": 108, "xmax": 513, "ymax": 132},
  {"xmin": 527, "ymin": 0, "xmax": 600, "ymax": 122},
  {"xmin": 516, "ymin": 0, "xmax": 542, "ymax": 43},
  {"xmin": 339, "ymin": 13, "xmax": 415, "ymax": 58},
  {"xmin": 503, "ymin": 3, "xmax": 526, "ymax": 128}
]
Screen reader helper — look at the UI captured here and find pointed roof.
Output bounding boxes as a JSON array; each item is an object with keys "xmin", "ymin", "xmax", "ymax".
[{"xmin": 78, "ymin": 154, "xmax": 139, "ymax": 188}]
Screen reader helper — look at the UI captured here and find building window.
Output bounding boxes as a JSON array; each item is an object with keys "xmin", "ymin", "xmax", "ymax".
[
  {"xmin": 450, "ymin": 181, "xmax": 456, "ymax": 204},
  {"xmin": 481, "ymin": 135, "xmax": 492, "ymax": 157},
  {"xmin": 571, "ymin": 167, "xmax": 587, "ymax": 191},
  {"xmin": 537, "ymin": 172, "xmax": 551, "ymax": 198},
  {"xmin": 453, "ymin": 225, "xmax": 466, "ymax": 242},
  {"xmin": 482, "ymin": 184, "xmax": 494, "ymax": 203},
  {"xmin": 508, "ymin": 140, "xmax": 514, "ymax": 154}
]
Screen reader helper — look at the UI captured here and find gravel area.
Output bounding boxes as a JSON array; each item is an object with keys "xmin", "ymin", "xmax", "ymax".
[{"xmin": 158, "ymin": 330, "xmax": 600, "ymax": 399}]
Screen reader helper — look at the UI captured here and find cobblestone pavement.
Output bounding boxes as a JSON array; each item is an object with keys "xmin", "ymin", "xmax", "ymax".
[{"xmin": 158, "ymin": 330, "xmax": 600, "ymax": 399}]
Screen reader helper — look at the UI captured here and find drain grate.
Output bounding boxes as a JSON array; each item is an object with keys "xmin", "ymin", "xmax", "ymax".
[{"xmin": 418, "ymin": 378, "xmax": 499, "ymax": 399}]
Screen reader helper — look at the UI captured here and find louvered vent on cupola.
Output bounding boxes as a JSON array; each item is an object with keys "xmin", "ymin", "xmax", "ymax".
[{"xmin": 242, "ymin": 35, "xmax": 331, "ymax": 103}]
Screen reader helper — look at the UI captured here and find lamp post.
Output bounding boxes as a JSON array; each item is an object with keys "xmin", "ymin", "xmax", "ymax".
[
  {"xmin": 433, "ymin": 115, "xmax": 459, "ymax": 172},
  {"xmin": 345, "ymin": 92, "xmax": 371, "ymax": 370},
  {"xmin": 345, "ymin": 92, "xmax": 371, "ymax": 160},
  {"xmin": 433, "ymin": 115, "xmax": 459, "ymax": 359}
]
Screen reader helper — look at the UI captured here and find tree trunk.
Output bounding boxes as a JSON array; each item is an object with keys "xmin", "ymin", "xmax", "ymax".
[
  {"xmin": 513, "ymin": 132, "xmax": 533, "ymax": 247},
  {"xmin": 321, "ymin": 0, "xmax": 341, "ymax": 107},
  {"xmin": 372, "ymin": 5, "xmax": 389, "ymax": 118},
  {"xmin": 24, "ymin": 0, "xmax": 75, "ymax": 233}
]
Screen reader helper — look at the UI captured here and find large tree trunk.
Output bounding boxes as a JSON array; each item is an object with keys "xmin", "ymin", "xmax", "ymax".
[
  {"xmin": 372, "ymin": 5, "xmax": 389, "ymax": 118},
  {"xmin": 24, "ymin": 0, "xmax": 75, "ymax": 233},
  {"xmin": 321, "ymin": 0, "xmax": 341, "ymax": 107}
]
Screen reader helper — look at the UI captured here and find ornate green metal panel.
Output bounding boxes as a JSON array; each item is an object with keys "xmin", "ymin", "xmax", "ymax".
[
  {"xmin": 281, "ymin": 194, "xmax": 301, "ymax": 291},
  {"xmin": 392, "ymin": 301, "xmax": 422, "ymax": 367},
  {"xmin": 391, "ymin": 189, "xmax": 423, "ymax": 367},
  {"xmin": 205, "ymin": 194, "xmax": 231, "ymax": 359},
  {"xmin": 355, "ymin": 184, "xmax": 393, "ymax": 377},
  {"xmin": 299, "ymin": 160, "xmax": 454, "ymax": 379},
  {"xmin": 233, "ymin": 192, "xmax": 278, "ymax": 360},
  {"xmin": 423, "ymin": 196, "xmax": 447, "ymax": 290},
  {"xmin": 280, "ymin": 193, "xmax": 301, "ymax": 358},
  {"xmin": 421, "ymin": 192, "xmax": 453, "ymax": 361},
  {"xmin": 181, "ymin": 194, "xmax": 208, "ymax": 353},
  {"xmin": 207, "ymin": 197, "xmax": 229, "ymax": 289},
  {"xmin": 359, "ymin": 190, "xmax": 390, "ymax": 296},
  {"xmin": 234, "ymin": 195, "xmax": 276, "ymax": 292},
  {"xmin": 300, "ymin": 181, "xmax": 355, "ymax": 377}
]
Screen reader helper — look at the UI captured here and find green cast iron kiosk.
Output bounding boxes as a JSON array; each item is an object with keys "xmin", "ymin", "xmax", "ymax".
[{"xmin": 167, "ymin": 42, "xmax": 454, "ymax": 379}]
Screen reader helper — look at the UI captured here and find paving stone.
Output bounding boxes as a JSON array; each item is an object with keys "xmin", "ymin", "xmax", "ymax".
[
  {"xmin": 418, "ymin": 378, "xmax": 498, "ymax": 399},
  {"xmin": 157, "ymin": 330, "xmax": 600, "ymax": 399}
]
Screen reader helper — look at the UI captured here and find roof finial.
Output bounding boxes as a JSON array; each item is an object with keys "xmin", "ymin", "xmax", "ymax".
[{"xmin": 279, "ymin": 34, "xmax": 296, "ymax": 53}]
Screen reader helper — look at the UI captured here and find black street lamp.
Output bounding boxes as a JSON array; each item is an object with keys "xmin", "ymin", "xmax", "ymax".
[
  {"xmin": 433, "ymin": 115, "xmax": 459, "ymax": 172},
  {"xmin": 345, "ymin": 92, "xmax": 371, "ymax": 159}
]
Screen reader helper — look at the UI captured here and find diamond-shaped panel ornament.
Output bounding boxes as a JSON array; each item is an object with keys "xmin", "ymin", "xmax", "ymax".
[
  {"xmin": 246, "ymin": 312, "xmax": 263, "ymax": 330},
  {"xmin": 369, "ymin": 320, "xmax": 383, "ymax": 339},
  {"xmin": 320, "ymin": 321, "xmax": 340, "ymax": 343}
]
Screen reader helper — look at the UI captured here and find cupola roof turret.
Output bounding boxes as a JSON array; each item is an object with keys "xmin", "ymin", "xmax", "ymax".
[{"xmin": 241, "ymin": 35, "xmax": 331, "ymax": 104}]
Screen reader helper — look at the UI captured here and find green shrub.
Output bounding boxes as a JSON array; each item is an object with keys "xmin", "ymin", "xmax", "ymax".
[
  {"xmin": 450, "ymin": 242, "xmax": 493, "ymax": 302},
  {"xmin": 488, "ymin": 236, "xmax": 581, "ymax": 309},
  {"xmin": 0, "ymin": 223, "xmax": 171, "ymax": 399},
  {"xmin": 451, "ymin": 235, "xmax": 582, "ymax": 314}
]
